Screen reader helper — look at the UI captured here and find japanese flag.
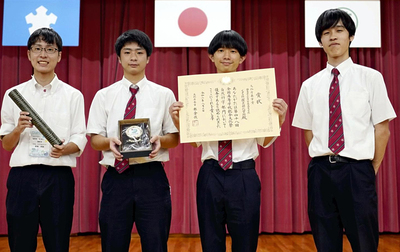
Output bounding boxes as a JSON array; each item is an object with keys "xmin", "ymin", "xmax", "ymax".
[{"xmin": 155, "ymin": 0, "xmax": 231, "ymax": 47}]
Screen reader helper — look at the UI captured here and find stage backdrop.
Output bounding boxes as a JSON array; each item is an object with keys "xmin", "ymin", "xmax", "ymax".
[{"xmin": 0, "ymin": 0, "xmax": 399, "ymax": 235}]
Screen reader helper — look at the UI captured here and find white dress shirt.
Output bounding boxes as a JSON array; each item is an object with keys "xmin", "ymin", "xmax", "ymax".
[
  {"xmin": 87, "ymin": 76, "xmax": 178, "ymax": 166},
  {"xmin": 0, "ymin": 75, "xmax": 87, "ymax": 167},
  {"xmin": 199, "ymin": 137, "xmax": 275, "ymax": 163},
  {"xmin": 292, "ymin": 58, "xmax": 396, "ymax": 159}
]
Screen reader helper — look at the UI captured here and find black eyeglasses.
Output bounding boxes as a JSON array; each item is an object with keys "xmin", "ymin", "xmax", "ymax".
[{"xmin": 30, "ymin": 46, "xmax": 59, "ymax": 54}]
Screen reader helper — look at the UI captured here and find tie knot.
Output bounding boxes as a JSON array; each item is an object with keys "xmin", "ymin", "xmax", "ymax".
[
  {"xmin": 332, "ymin": 68, "xmax": 340, "ymax": 77},
  {"xmin": 130, "ymin": 86, "xmax": 139, "ymax": 95}
]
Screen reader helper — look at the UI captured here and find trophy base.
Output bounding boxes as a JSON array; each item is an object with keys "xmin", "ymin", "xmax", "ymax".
[{"xmin": 121, "ymin": 150, "xmax": 152, "ymax": 159}]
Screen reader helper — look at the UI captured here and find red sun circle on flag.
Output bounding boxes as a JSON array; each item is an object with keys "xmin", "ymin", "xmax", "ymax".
[{"xmin": 178, "ymin": 7, "xmax": 208, "ymax": 37}]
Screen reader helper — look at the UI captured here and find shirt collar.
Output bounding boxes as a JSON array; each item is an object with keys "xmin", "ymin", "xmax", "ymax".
[
  {"xmin": 31, "ymin": 74, "xmax": 59, "ymax": 94},
  {"xmin": 326, "ymin": 57, "xmax": 353, "ymax": 77},
  {"xmin": 122, "ymin": 75, "xmax": 147, "ymax": 91}
]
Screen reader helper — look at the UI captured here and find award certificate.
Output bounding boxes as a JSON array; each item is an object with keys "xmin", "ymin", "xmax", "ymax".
[{"xmin": 178, "ymin": 68, "xmax": 280, "ymax": 143}]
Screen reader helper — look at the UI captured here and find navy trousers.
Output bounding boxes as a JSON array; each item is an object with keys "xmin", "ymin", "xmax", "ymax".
[
  {"xmin": 99, "ymin": 162, "xmax": 171, "ymax": 252},
  {"xmin": 6, "ymin": 165, "xmax": 74, "ymax": 252},
  {"xmin": 197, "ymin": 159, "xmax": 261, "ymax": 252},
  {"xmin": 308, "ymin": 157, "xmax": 378, "ymax": 252}
]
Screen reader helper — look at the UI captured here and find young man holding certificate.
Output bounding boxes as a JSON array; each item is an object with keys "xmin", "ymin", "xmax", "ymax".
[
  {"xmin": 169, "ymin": 30, "xmax": 288, "ymax": 252},
  {"xmin": 0, "ymin": 28, "xmax": 87, "ymax": 252},
  {"xmin": 87, "ymin": 29, "xmax": 179, "ymax": 252}
]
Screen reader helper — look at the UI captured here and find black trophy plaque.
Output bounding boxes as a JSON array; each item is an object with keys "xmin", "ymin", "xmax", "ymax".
[
  {"xmin": 119, "ymin": 118, "xmax": 152, "ymax": 158},
  {"xmin": 8, "ymin": 89, "xmax": 62, "ymax": 146}
]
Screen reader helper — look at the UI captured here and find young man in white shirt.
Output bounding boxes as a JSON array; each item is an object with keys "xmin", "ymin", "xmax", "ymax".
[
  {"xmin": 169, "ymin": 30, "xmax": 288, "ymax": 252},
  {"xmin": 292, "ymin": 9, "xmax": 396, "ymax": 252},
  {"xmin": 87, "ymin": 29, "xmax": 179, "ymax": 252},
  {"xmin": 0, "ymin": 28, "xmax": 87, "ymax": 252}
]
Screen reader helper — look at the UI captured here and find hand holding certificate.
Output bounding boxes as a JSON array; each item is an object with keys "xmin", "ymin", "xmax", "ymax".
[{"xmin": 178, "ymin": 68, "xmax": 280, "ymax": 143}]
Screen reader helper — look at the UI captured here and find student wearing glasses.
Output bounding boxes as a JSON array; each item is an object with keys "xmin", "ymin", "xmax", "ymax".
[{"xmin": 0, "ymin": 28, "xmax": 87, "ymax": 252}]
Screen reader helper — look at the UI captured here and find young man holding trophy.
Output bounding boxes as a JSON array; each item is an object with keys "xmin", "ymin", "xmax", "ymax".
[{"xmin": 87, "ymin": 29, "xmax": 179, "ymax": 252}]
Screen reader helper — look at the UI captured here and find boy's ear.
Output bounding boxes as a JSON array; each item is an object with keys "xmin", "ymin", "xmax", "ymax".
[
  {"xmin": 239, "ymin": 55, "xmax": 246, "ymax": 64},
  {"xmin": 57, "ymin": 51, "xmax": 62, "ymax": 62},
  {"xmin": 208, "ymin": 54, "xmax": 215, "ymax": 62}
]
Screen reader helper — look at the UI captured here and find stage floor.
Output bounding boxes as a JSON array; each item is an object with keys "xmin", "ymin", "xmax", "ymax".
[{"xmin": 0, "ymin": 233, "xmax": 399, "ymax": 251}]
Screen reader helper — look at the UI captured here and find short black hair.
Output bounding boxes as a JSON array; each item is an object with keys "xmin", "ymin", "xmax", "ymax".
[
  {"xmin": 208, "ymin": 30, "xmax": 247, "ymax": 56},
  {"xmin": 315, "ymin": 9, "xmax": 356, "ymax": 43},
  {"xmin": 27, "ymin": 28, "xmax": 62, "ymax": 51},
  {"xmin": 115, "ymin": 29, "xmax": 153, "ymax": 57}
]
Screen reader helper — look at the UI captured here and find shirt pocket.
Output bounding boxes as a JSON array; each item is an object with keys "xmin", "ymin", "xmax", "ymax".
[
  {"xmin": 49, "ymin": 111, "xmax": 70, "ymax": 141},
  {"xmin": 342, "ymin": 91, "xmax": 370, "ymax": 117}
]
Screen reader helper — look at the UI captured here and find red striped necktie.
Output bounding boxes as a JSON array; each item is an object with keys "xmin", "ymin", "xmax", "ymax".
[
  {"xmin": 328, "ymin": 68, "xmax": 345, "ymax": 154},
  {"xmin": 114, "ymin": 86, "xmax": 139, "ymax": 173},
  {"xmin": 218, "ymin": 140, "xmax": 232, "ymax": 170}
]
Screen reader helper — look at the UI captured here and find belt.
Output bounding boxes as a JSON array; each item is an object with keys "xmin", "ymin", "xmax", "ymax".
[
  {"xmin": 232, "ymin": 159, "xmax": 255, "ymax": 169},
  {"xmin": 204, "ymin": 159, "xmax": 255, "ymax": 169},
  {"xmin": 109, "ymin": 161, "xmax": 163, "ymax": 170},
  {"xmin": 313, "ymin": 155, "xmax": 361, "ymax": 164}
]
